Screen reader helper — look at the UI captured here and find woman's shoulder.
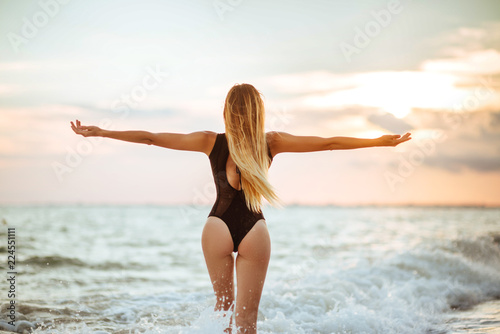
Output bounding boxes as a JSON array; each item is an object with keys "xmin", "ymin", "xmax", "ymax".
[
  {"xmin": 205, "ymin": 131, "xmax": 222, "ymax": 157},
  {"xmin": 203, "ymin": 131, "xmax": 218, "ymax": 136},
  {"xmin": 266, "ymin": 131, "xmax": 286, "ymax": 158},
  {"xmin": 266, "ymin": 131, "xmax": 287, "ymax": 145},
  {"xmin": 198, "ymin": 131, "xmax": 219, "ymax": 143}
]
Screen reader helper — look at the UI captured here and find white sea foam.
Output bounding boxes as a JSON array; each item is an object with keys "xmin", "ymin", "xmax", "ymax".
[{"xmin": 258, "ymin": 235, "xmax": 500, "ymax": 333}]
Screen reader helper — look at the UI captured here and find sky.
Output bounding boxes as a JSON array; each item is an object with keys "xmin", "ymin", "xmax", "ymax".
[{"xmin": 0, "ymin": 0, "xmax": 499, "ymax": 206}]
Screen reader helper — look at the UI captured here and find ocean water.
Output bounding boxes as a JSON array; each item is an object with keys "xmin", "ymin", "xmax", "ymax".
[{"xmin": 0, "ymin": 205, "xmax": 499, "ymax": 334}]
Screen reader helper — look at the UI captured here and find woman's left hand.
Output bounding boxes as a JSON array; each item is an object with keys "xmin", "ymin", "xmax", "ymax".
[{"xmin": 378, "ymin": 133, "xmax": 412, "ymax": 147}]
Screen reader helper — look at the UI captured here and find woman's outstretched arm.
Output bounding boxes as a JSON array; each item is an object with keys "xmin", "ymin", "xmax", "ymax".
[
  {"xmin": 267, "ymin": 131, "xmax": 411, "ymax": 156},
  {"xmin": 70, "ymin": 120, "xmax": 215, "ymax": 155}
]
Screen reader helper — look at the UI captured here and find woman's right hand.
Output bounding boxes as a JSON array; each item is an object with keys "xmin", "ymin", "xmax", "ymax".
[{"xmin": 70, "ymin": 120, "xmax": 102, "ymax": 137}]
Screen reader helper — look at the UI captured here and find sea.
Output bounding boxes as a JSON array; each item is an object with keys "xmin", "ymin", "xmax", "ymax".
[{"xmin": 0, "ymin": 205, "xmax": 499, "ymax": 334}]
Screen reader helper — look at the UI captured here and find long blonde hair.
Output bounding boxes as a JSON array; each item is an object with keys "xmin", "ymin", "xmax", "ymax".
[{"xmin": 223, "ymin": 83, "xmax": 279, "ymax": 212}]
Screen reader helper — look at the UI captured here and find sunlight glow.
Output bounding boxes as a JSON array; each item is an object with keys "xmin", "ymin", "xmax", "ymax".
[{"xmin": 303, "ymin": 71, "xmax": 468, "ymax": 118}]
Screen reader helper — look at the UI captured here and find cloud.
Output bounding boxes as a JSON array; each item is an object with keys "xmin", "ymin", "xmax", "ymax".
[
  {"xmin": 489, "ymin": 111, "xmax": 500, "ymax": 128},
  {"xmin": 367, "ymin": 112, "xmax": 413, "ymax": 133},
  {"xmin": 427, "ymin": 22, "xmax": 500, "ymax": 57},
  {"xmin": 421, "ymin": 49, "xmax": 500, "ymax": 75},
  {"xmin": 263, "ymin": 71, "xmax": 360, "ymax": 95},
  {"xmin": 421, "ymin": 22, "xmax": 500, "ymax": 76},
  {"xmin": 426, "ymin": 154, "xmax": 500, "ymax": 173},
  {"xmin": 0, "ymin": 102, "xmax": 220, "ymax": 163},
  {"xmin": 264, "ymin": 70, "xmax": 475, "ymax": 117},
  {"xmin": 261, "ymin": 63, "xmax": 500, "ymax": 127},
  {"xmin": 265, "ymin": 104, "xmax": 413, "ymax": 138},
  {"xmin": 406, "ymin": 110, "xmax": 500, "ymax": 172}
]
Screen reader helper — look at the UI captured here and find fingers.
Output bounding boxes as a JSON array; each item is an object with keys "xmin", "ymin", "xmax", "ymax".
[
  {"xmin": 70, "ymin": 121, "xmax": 78, "ymax": 133},
  {"xmin": 396, "ymin": 132, "xmax": 412, "ymax": 144},
  {"xmin": 70, "ymin": 120, "xmax": 87, "ymax": 136}
]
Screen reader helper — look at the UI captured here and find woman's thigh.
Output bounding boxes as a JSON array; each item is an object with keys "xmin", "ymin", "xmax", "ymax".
[
  {"xmin": 201, "ymin": 217, "xmax": 235, "ymax": 310},
  {"xmin": 234, "ymin": 220, "xmax": 271, "ymax": 327}
]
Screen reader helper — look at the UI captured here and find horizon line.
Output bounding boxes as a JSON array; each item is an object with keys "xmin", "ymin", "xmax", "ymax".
[{"xmin": 0, "ymin": 202, "xmax": 499, "ymax": 209}]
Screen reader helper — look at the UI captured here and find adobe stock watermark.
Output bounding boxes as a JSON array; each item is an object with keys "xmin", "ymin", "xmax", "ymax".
[
  {"xmin": 179, "ymin": 181, "xmax": 216, "ymax": 225},
  {"xmin": 384, "ymin": 76, "xmax": 495, "ymax": 192},
  {"xmin": 51, "ymin": 65, "xmax": 169, "ymax": 183},
  {"xmin": 339, "ymin": 0, "xmax": 406, "ymax": 63},
  {"xmin": 384, "ymin": 130, "xmax": 446, "ymax": 192},
  {"xmin": 213, "ymin": 0, "xmax": 243, "ymax": 21},
  {"xmin": 266, "ymin": 106, "xmax": 293, "ymax": 132},
  {"xmin": 442, "ymin": 76, "xmax": 496, "ymax": 130},
  {"xmin": 6, "ymin": 0, "xmax": 71, "ymax": 53},
  {"xmin": 286, "ymin": 239, "xmax": 331, "ymax": 286}
]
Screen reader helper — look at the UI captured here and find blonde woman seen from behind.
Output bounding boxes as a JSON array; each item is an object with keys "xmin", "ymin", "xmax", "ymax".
[{"xmin": 71, "ymin": 83, "xmax": 411, "ymax": 333}]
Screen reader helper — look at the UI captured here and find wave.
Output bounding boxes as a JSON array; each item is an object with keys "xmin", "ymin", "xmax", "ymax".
[
  {"xmin": 21, "ymin": 255, "xmax": 149, "ymax": 270},
  {"xmin": 261, "ymin": 234, "xmax": 500, "ymax": 333},
  {"xmin": 390, "ymin": 234, "xmax": 500, "ymax": 310},
  {"xmin": 22, "ymin": 255, "xmax": 86, "ymax": 268},
  {"xmin": 3, "ymin": 234, "xmax": 499, "ymax": 334}
]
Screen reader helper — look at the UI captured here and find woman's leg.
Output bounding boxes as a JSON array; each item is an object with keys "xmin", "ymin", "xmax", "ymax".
[
  {"xmin": 235, "ymin": 220, "xmax": 271, "ymax": 333},
  {"xmin": 201, "ymin": 217, "xmax": 235, "ymax": 313}
]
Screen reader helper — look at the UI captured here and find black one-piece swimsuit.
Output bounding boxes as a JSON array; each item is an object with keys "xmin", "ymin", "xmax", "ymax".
[{"xmin": 208, "ymin": 133, "xmax": 272, "ymax": 252}]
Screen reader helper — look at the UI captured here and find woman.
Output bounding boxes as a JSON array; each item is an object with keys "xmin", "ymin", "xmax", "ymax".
[{"xmin": 71, "ymin": 83, "xmax": 411, "ymax": 333}]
